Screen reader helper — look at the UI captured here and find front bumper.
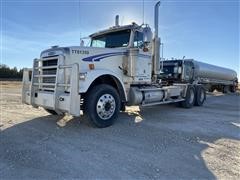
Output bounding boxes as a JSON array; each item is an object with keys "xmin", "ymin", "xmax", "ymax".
[{"xmin": 22, "ymin": 55, "xmax": 80, "ymax": 116}]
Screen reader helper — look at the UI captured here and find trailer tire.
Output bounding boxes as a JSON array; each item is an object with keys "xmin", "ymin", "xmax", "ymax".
[
  {"xmin": 223, "ymin": 85, "xmax": 230, "ymax": 93},
  {"xmin": 181, "ymin": 86, "xmax": 195, "ymax": 108},
  {"xmin": 85, "ymin": 84, "xmax": 120, "ymax": 128},
  {"xmin": 195, "ymin": 86, "xmax": 206, "ymax": 106},
  {"xmin": 230, "ymin": 85, "xmax": 236, "ymax": 93}
]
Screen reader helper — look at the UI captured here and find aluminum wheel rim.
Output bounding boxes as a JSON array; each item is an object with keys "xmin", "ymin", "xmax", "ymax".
[{"xmin": 96, "ymin": 94, "xmax": 116, "ymax": 120}]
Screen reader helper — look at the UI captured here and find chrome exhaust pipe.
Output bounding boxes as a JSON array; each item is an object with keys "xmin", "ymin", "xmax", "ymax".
[
  {"xmin": 153, "ymin": 1, "xmax": 161, "ymax": 80},
  {"xmin": 115, "ymin": 15, "xmax": 119, "ymax": 26},
  {"xmin": 154, "ymin": 1, "xmax": 161, "ymax": 38}
]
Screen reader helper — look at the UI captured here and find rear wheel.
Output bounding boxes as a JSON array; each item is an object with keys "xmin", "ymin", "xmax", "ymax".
[
  {"xmin": 181, "ymin": 86, "xmax": 195, "ymax": 108},
  {"xmin": 230, "ymin": 86, "xmax": 236, "ymax": 93},
  {"xmin": 84, "ymin": 84, "xmax": 120, "ymax": 128},
  {"xmin": 195, "ymin": 86, "xmax": 206, "ymax": 106},
  {"xmin": 222, "ymin": 85, "xmax": 230, "ymax": 93},
  {"xmin": 230, "ymin": 81, "xmax": 237, "ymax": 93}
]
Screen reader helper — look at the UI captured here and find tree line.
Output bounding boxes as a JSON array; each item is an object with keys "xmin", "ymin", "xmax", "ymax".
[{"xmin": 0, "ymin": 64, "xmax": 23, "ymax": 79}]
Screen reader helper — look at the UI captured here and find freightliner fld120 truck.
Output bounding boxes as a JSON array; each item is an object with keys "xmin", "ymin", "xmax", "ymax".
[{"xmin": 22, "ymin": 1, "xmax": 238, "ymax": 127}]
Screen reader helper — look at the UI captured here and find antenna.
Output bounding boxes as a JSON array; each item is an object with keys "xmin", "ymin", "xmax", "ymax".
[
  {"xmin": 78, "ymin": 0, "xmax": 81, "ymax": 45},
  {"xmin": 142, "ymin": 0, "xmax": 145, "ymax": 25}
]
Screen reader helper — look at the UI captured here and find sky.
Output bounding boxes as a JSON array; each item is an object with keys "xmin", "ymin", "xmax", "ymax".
[{"xmin": 0, "ymin": 0, "xmax": 239, "ymax": 78}]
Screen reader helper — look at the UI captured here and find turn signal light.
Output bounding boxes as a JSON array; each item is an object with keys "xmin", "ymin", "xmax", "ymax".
[{"xmin": 89, "ymin": 64, "xmax": 95, "ymax": 70}]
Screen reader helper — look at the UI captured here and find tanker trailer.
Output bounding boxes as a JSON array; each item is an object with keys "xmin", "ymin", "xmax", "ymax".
[{"xmin": 160, "ymin": 59, "xmax": 238, "ymax": 93}]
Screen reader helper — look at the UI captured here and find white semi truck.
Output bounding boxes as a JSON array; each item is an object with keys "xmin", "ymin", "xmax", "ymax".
[{"xmin": 22, "ymin": 1, "xmax": 238, "ymax": 128}]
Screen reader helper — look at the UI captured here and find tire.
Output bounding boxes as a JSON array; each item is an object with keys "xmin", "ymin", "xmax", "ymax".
[
  {"xmin": 180, "ymin": 86, "xmax": 195, "ymax": 108},
  {"xmin": 222, "ymin": 86, "xmax": 229, "ymax": 93},
  {"xmin": 230, "ymin": 85, "xmax": 236, "ymax": 93},
  {"xmin": 195, "ymin": 86, "xmax": 206, "ymax": 106},
  {"xmin": 84, "ymin": 84, "xmax": 120, "ymax": 128},
  {"xmin": 45, "ymin": 109, "xmax": 58, "ymax": 115}
]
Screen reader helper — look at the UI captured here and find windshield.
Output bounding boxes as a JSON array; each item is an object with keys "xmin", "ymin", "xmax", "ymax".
[{"xmin": 91, "ymin": 29, "xmax": 131, "ymax": 48}]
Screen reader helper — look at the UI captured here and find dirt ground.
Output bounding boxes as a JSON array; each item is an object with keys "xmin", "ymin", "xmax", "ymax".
[{"xmin": 0, "ymin": 81, "xmax": 239, "ymax": 179}]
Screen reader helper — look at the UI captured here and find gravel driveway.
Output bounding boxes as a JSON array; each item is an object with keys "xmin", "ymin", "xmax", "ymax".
[{"xmin": 0, "ymin": 81, "xmax": 239, "ymax": 179}]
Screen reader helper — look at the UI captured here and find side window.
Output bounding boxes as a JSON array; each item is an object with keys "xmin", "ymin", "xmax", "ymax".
[
  {"xmin": 134, "ymin": 31, "xmax": 143, "ymax": 48},
  {"xmin": 91, "ymin": 37, "xmax": 106, "ymax": 48}
]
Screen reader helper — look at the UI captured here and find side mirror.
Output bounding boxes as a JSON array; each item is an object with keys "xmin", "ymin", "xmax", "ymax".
[{"xmin": 142, "ymin": 26, "xmax": 153, "ymax": 43}]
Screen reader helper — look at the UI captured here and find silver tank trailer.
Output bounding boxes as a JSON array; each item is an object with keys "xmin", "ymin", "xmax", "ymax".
[{"xmin": 193, "ymin": 61, "xmax": 237, "ymax": 82}]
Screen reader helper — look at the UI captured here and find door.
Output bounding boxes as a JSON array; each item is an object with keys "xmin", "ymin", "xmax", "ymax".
[{"xmin": 133, "ymin": 31, "xmax": 152, "ymax": 83}]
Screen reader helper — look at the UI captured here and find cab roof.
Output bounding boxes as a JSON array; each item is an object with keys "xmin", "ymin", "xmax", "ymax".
[{"xmin": 89, "ymin": 23, "xmax": 142, "ymax": 38}]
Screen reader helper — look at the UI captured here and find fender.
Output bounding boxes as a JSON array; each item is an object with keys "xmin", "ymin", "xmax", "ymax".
[{"xmin": 79, "ymin": 69, "xmax": 127, "ymax": 101}]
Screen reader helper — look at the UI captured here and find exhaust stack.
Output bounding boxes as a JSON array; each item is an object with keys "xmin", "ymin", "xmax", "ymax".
[
  {"xmin": 154, "ymin": 1, "xmax": 161, "ymax": 37},
  {"xmin": 152, "ymin": 1, "xmax": 161, "ymax": 81},
  {"xmin": 115, "ymin": 15, "xmax": 120, "ymax": 26}
]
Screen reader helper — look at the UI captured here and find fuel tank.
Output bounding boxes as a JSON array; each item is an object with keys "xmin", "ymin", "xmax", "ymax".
[{"xmin": 193, "ymin": 61, "xmax": 237, "ymax": 81}]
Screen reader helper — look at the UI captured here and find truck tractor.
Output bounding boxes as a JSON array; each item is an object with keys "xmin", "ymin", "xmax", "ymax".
[{"xmin": 22, "ymin": 1, "xmax": 238, "ymax": 128}]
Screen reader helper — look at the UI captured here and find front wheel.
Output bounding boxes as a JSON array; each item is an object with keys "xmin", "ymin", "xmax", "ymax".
[{"xmin": 84, "ymin": 84, "xmax": 120, "ymax": 128}]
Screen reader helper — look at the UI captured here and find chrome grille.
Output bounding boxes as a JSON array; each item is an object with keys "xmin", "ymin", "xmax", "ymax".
[
  {"xmin": 42, "ymin": 59, "xmax": 58, "ymax": 66},
  {"xmin": 35, "ymin": 57, "xmax": 58, "ymax": 91},
  {"xmin": 42, "ymin": 69, "xmax": 57, "ymax": 75},
  {"xmin": 43, "ymin": 77, "xmax": 55, "ymax": 83}
]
